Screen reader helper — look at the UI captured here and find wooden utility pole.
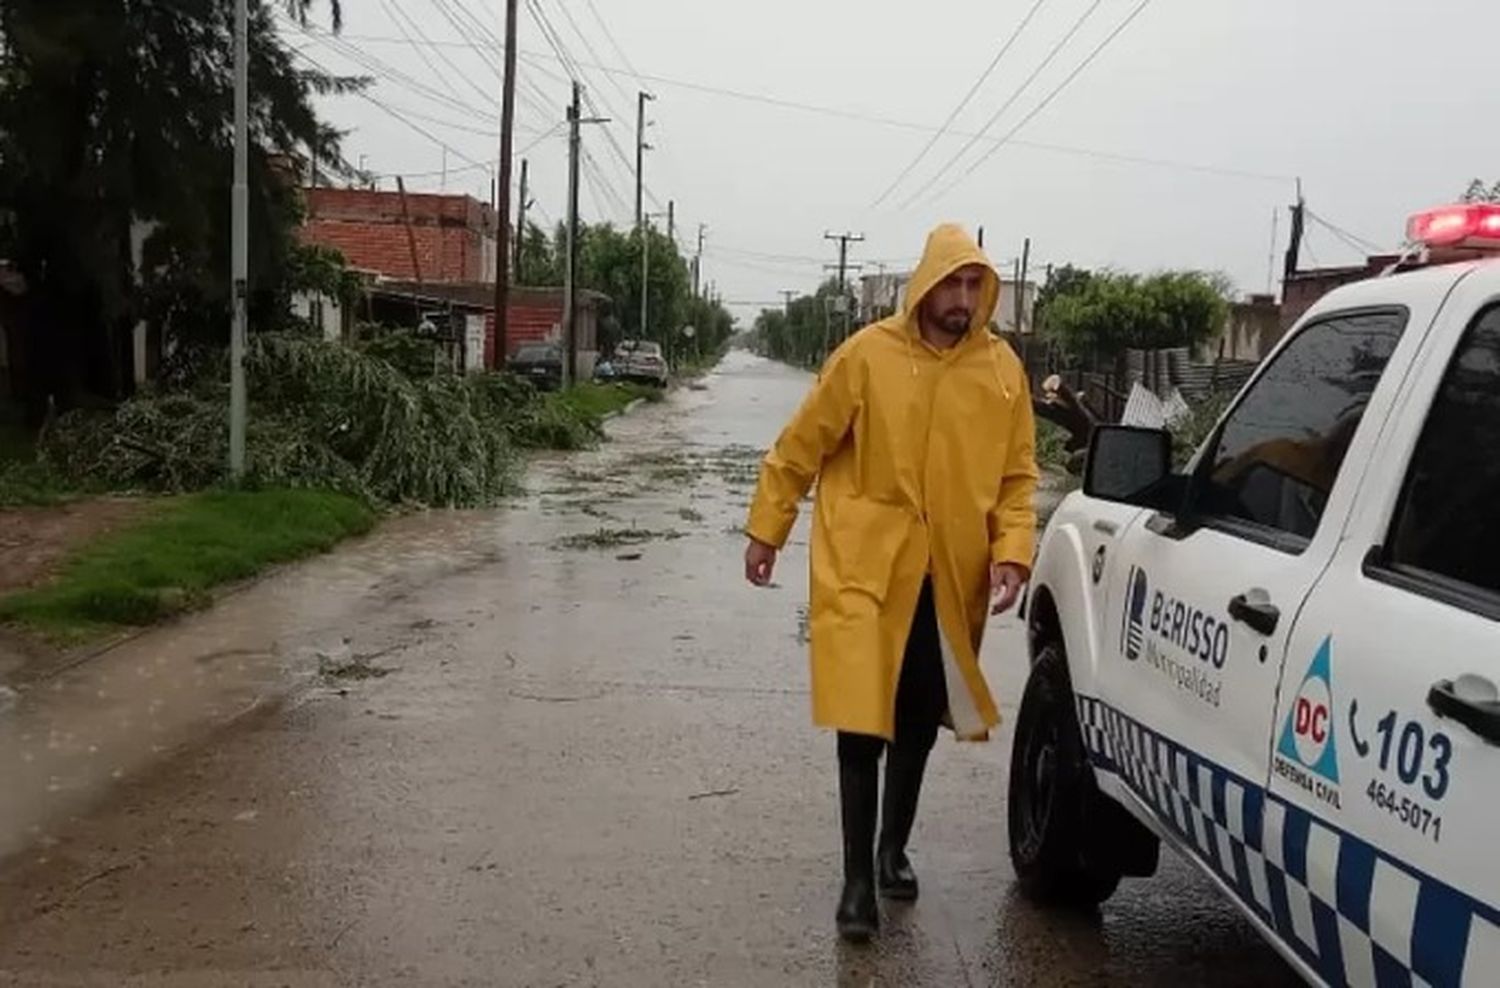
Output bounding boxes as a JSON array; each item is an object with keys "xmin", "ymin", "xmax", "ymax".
[
  {"xmin": 493, "ymin": 0, "xmax": 519, "ymax": 369},
  {"xmin": 667, "ymin": 200, "xmax": 675, "ymax": 243},
  {"xmin": 1016, "ymin": 237, "xmax": 1031, "ymax": 333},
  {"xmin": 395, "ymin": 176, "xmax": 424, "ymax": 284},
  {"xmin": 1284, "ymin": 179, "xmax": 1306, "ymax": 283},
  {"xmin": 514, "ymin": 158, "xmax": 529, "ymax": 284},
  {"xmin": 824, "ymin": 231, "xmax": 865, "ymax": 342}
]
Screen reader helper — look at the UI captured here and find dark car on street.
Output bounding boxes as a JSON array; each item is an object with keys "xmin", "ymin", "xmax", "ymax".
[{"xmin": 510, "ymin": 342, "xmax": 563, "ymax": 391}]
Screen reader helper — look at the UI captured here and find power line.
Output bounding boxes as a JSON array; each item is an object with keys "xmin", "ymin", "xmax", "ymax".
[
  {"xmin": 920, "ymin": 0, "xmax": 1158, "ymax": 206},
  {"xmin": 293, "ymin": 47, "xmax": 492, "ymax": 174},
  {"xmin": 297, "ymin": 24, "xmax": 1290, "ymax": 188},
  {"xmin": 869, "ymin": 0, "xmax": 1050, "ymax": 208},
  {"xmin": 544, "ymin": 0, "xmax": 632, "ymax": 106},
  {"xmin": 1306, "ymin": 209, "xmax": 1386, "ymax": 255},
  {"xmin": 582, "ymin": 0, "xmax": 642, "ymax": 83},
  {"xmin": 380, "ymin": 0, "xmax": 493, "ymax": 109},
  {"xmin": 901, "ymin": 0, "xmax": 1108, "ymax": 208},
  {"xmin": 280, "ymin": 16, "xmax": 499, "ymax": 122}
]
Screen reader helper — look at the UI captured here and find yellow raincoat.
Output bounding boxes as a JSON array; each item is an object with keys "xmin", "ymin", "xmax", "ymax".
[{"xmin": 747, "ymin": 224, "xmax": 1039, "ymax": 741}]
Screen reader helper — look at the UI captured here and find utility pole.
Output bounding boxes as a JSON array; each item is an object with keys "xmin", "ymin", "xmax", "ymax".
[
  {"xmin": 667, "ymin": 200, "xmax": 675, "ymax": 243},
  {"xmin": 640, "ymin": 208, "xmax": 666, "ymax": 349},
  {"xmin": 1011, "ymin": 258, "xmax": 1021, "ymax": 333},
  {"xmin": 564, "ymin": 85, "xmax": 608, "ymax": 385},
  {"xmin": 635, "ymin": 91, "xmax": 655, "ymax": 229},
  {"xmin": 514, "ymin": 158, "xmax": 529, "ymax": 284},
  {"xmin": 229, "ymin": 0, "xmax": 248, "ymax": 479},
  {"xmin": 824, "ymin": 231, "xmax": 865, "ymax": 343},
  {"xmin": 493, "ymin": 0, "xmax": 519, "ymax": 369},
  {"xmin": 977, "ymin": 225, "xmax": 985, "ymax": 249},
  {"xmin": 694, "ymin": 224, "xmax": 706, "ymax": 299},
  {"xmin": 563, "ymin": 84, "xmax": 582, "ymax": 388},
  {"xmin": 1284, "ymin": 179, "xmax": 1306, "ymax": 283},
  {"xmin": 1016, "ymin": 237, "xmax": 1031, "ymax": 334}
]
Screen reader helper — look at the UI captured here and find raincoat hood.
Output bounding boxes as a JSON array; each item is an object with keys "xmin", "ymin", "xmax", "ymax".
[{"xmin": 901, "ymin": 223, "xmax": 1000, "ymax": 337}]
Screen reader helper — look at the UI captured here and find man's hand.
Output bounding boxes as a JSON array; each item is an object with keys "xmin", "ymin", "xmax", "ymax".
[
  {"xmin": 745, "ymin": 538, "xmax": 778, "ymax": 587},
  {"xmin": 990, "ymin": 562, "xmax": 1029, "ymax": 615}
]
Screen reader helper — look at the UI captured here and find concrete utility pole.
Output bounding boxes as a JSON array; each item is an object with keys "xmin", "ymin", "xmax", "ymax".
[
  {"xmin": 564, "ymin": 84, "xmax": 608, "ymax": 385},
  {"xmin": 635, "ymin": 91, "xmax": 655, "ymax": 229},
  {"xmin": 514, "ymin": 158, "xmax": 529, "ymax": 283},
  {"xmin": 563, "ymin": 85, "xmax": 583, "ymax": 388},
  {"xmin": 229, "ymin": 0, "xmax": 248, "ymax": 479},
  {"xmin": 693, "ymin": 224, "xmax": 706, "ymax": 299},
  {"xmin": 493, "ymin": 0, "xmax": 519, "ymax": 369},
  {"xmin": 640, "ymin": 208, "xmax": 667, "ymax": 346},
  {"xmin": 824, "ymin": 231, "xmax": 865, "ymax": 343}
]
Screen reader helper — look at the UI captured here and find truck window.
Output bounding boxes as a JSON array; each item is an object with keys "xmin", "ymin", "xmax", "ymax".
[
  {"xmin": 1387, "ymin": 304, "xmax": 1500, "ymax": 603},
  {"xmin": 1195, "ymin": 309, "xmax": 1408, "ymax": 548}
]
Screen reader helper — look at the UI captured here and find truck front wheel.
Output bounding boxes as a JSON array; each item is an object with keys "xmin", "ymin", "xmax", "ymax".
[{"xmin": 1008, "ymin": 642, "xmax": 1122, "ymax": 907}]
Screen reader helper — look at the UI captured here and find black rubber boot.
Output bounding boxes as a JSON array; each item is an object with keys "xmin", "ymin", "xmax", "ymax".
[
  {"xmin": 836, "ymin": 746, "xmax": 880, "ymax": 943},
  {"xmin": 877, "ymin": 741, "xmax": 932, "ymax": 901}
]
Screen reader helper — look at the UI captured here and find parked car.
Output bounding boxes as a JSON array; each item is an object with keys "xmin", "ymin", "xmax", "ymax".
[
  {"xmin": 614, "ymin": 339, "xmax": 669, "ymax": 388},
  {"xmin": 1010, "ymin": 201, "xmax": 1500, "ymax": 987},
  {"xmin": 510, "ymin": 342, "xmax": 563, "ymax": 391}
]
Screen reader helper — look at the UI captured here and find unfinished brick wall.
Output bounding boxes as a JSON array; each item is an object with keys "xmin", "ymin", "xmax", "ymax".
[{"xmin": 302, "ymin": 187, "xmax": 498, "ymax": 283}]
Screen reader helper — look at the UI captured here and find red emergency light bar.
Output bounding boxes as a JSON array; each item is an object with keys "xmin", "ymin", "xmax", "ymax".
[{"xmin": 1406, "ymin": 203, "xmax": 1500, "ymax": 249}]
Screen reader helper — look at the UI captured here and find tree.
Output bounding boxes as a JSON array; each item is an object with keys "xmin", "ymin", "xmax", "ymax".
[
  {"xmin": 1462, "ymin": 179, "xmax": 1500, "ymax": 204},
  {"xmin": 1032, "ymin": 263, "xmax": 1095, "ymax": 336},
  {"xmin": 749, "ymin": 278, "xmax": 853, "ymax": 369},
  {"xmin": 1042, "ymin": 270, "xmax": 1230, "ymax": 359},
  {"xmin": 0, "ymin": 0, "xmax": 357, "ymax": 420},
  {"xmin": 521, "ymin": 220, "xmax": 732, "ymax": 365}
]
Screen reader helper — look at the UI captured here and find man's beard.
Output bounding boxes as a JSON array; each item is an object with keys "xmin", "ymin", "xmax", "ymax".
[{"xmin": 938, "ymin": 308, "xmax": 971, "ymax": 335}]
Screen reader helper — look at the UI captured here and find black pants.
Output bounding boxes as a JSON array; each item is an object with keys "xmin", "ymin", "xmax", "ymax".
[{"xmin": 837, "ymin": 578, "xmax": 948, "ymax": 765}]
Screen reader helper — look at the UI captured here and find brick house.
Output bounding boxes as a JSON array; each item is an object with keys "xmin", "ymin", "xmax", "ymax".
[
  {"xmin": 303, "ymin": 187, "xmax": 498, "ymax": 283},
  {"xmin": 374, "ymin": 280, "xmax": 605, "ymax": 375},
  {"xmin": 299, "ymin": 187, "xmax": 608, "ymax": 372}
]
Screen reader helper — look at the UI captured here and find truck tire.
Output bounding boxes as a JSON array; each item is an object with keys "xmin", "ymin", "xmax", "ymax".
[{"xmin": 1008, "ymin": 642, "xmax": 1122, "ymax": 907}]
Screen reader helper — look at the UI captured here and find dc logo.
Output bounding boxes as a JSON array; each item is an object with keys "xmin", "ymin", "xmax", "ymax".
[
  {"xmin": 1276, "ymin": 636, "xmax": 1340, "ymax": 784},
  {"xmin": 1122, "ymin": 566, "xmax": 1149, "ymax": 661}
]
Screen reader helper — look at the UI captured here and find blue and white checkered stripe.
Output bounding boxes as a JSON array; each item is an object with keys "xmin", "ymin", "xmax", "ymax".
[{"xmin": 1076, "ymin": 695, "xmax": 1500, "ymax": 988}]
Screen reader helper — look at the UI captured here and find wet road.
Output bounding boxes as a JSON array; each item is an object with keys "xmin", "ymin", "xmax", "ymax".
[{"xmin": 0, "ymin": 351, "xmax": 1296, "ymax": 986}]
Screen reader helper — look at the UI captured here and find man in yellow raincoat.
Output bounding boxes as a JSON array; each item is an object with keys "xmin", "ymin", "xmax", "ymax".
[{"xmin": 743, "ymin": 224, "xmax": 1038, "ymax": 942}]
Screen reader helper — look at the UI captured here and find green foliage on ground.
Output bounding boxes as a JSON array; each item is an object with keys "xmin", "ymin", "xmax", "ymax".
[
  {"xmin": 556, "ymin": 382, "xmax": 661, "ymax": 422},
  {"xmin": 1036, "ymin": 418, "xmax": 1071, "ymax": 471},
  {"xmin": 1172, "ymin": 390, "xmax": 1236, "ymax": 469},
  {"xmin": 0, "ymin": 489, "xmax": 374, "ymax": 639},
  {"xmin": 38, "ymin": 334, "xmax": 622, "ymax": 508}
]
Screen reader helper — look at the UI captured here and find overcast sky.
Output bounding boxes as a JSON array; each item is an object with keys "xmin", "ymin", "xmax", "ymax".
[{"xmin": 280, "ymin": 0, "xmax": 1500, "ymax": 321}]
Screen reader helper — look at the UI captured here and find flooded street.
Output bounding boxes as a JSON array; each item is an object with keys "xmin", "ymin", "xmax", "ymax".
[{"xmin": 0, "ymin": 352, "xmax": 1294, "ymax": 986}]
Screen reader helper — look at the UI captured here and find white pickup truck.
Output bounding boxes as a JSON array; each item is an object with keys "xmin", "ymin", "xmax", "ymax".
[{"xmin": 1009, "ymin": 203, "xmax": 1500, "ymax": 988}]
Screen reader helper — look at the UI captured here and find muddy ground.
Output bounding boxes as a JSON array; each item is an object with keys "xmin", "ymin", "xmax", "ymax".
[{"xmin": 0, "ymin": 351, "xmax": 1295, "ymax": 987}]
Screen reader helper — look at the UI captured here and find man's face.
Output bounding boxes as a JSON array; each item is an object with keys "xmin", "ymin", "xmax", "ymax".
[{"xmin": 921, "ymin": 264, "xmax": 988, "ymax": 337}]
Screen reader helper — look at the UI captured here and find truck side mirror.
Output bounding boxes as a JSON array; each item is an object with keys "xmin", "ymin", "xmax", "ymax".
[{"xmin": 1084, "ymin": 426, "xmax": 1175, "ymax": 508}]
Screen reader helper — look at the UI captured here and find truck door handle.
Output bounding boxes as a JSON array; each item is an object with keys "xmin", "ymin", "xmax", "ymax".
[
  {"xmin": 1227, "ymin": 592, "xmax": 1280, "ymax": 636},
  {"xmin": 1427, "ymin": 676, "xmax": 1500, "ymax": 746},
  {"xmin": 1093, "ymin": 520, "xmax": 1119, "ymax": 536}
]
